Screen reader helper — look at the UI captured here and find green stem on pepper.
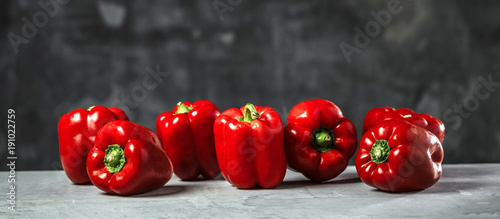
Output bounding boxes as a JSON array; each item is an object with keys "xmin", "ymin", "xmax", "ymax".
[
  {"xmin": 370, "ymin": 140, "xmax": 390, "ymax": 164},
  {"xmin": 239, "ymin": 103, "xmax": 260, "ymax": 123},
  {"xmin": 104, "ymin": 144, "xmax": 126, "ymax": 173},
  {"xmin": 312, "ymin": 126, "xmax": 334, "ymax": 153},
  {"xmin": 174, "ymin": 102, "xmax": 193, "ymax": 115}
]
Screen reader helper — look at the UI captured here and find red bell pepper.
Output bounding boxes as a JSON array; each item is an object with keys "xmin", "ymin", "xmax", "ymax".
[
  {"xmin": 214, "ymin": 103, "xmax": 286, "ymax": 189},
  {"xmin": 86, "ymin": 120, "xmax": 173, "ymax": 195},
  {"xmin": 355, "ymin": 120, "xmax": 444, "ymax": 192},
  {"xmin": 108, "ymin": 107, "xmax": 129, "ymax": 121},
  {"xmin": 284, "ymin": 99, "xmax": 358, "ymax": 182},
  {"xmin": 362, "ymin": 107, "xmax": 445, "ymax": 143},
  {"xmin": 58, "ymin": 106, "xmax": 128, "ymax": 184},
  {"xmin": 156, "ymin": 100, "xmax": 221, "ymax": 180}
]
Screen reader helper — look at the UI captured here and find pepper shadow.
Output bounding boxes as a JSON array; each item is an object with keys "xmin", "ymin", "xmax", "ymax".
[
  {"xmin": 179, "ymin": 174, "xmax": 225, "ymax": 182},
  {"xmin": 100, "ymin": 185, "xmax": 187, "ymax": 198},
  {"xmin": 72, "ymin": 182, "xmax": 94, "ymax": 186},
  {"xmin": 277, "ymin": 172, "xmax": 362, "ymax": 190},
  {"xmin": 369, "ymin": 188, "xmax": 422, "ymax": 195}
]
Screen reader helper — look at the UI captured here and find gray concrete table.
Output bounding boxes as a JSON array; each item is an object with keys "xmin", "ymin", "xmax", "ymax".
[{"xmin": 1, "ymin": 164, "xmax": 499, "ymax": 218}]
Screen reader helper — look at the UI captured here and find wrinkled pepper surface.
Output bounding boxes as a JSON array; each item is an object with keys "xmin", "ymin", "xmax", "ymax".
[
  {"xmin": 355, "ymin": 120, "xmax": 444, "ymax": 192},
  {"xmin": 87, "ymin": 120, "xmax": 173, "ymax": 195},
  {"xmin": 214, "ymin": 103, "xmax": 286, "ymax": 189},
  {"xmin": 156, "ymin": 100, "xmax": 221, "ymax": 180},
  {"xmin": 362, "ymin": 107, "xmax": 445, "ymax": 143},
  {"xmin": 58, "ymin": 106, "xmax": 128, "ymax": 184},
  {"xmin": 284, "ymin": 99, "xmax": 358, "ymax": 182}
]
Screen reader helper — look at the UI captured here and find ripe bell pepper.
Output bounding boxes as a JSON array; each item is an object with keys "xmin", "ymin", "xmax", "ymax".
[
  {"xmin": 156, "ymin": 100, "xmax": 221, "ymax": 180},
  {"xmin": 86, "ymin": 120, "xmax": 173, "ymax": 195},
  {"xmin": 355, "ymin": 120, "xmax": 444, "ymax": 192},
  {"xmin": 58, "ymin": 106, "xmax": 128, "ymax": 184},
  {"xmin": 284, "ymin": 99, "xmax": 358, "ymax": 182},
  {"xmin": 214, "ymin": 103, "xmax": 286, "ymax": 189},
  {"xmin": 362, "ymin": 107, "xmax": 445, "ymax": 143}
]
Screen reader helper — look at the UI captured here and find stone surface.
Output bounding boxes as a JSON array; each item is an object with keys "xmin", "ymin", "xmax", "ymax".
[{"xmin": 1, "ymin": 164, "xmax": 499, "ymax": 218}]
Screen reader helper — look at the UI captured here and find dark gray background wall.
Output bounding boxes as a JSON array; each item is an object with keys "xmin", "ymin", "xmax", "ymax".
[{"xmin": 1, "ymin": 0, "xmax": 499, "ymax": 170}]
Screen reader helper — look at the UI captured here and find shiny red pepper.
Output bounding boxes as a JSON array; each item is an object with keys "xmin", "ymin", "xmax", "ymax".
[
  {"xmin": 362, "ymin": 107, "xmax": 445, "ymax": 143},
  {"xmin": 58, "ymin": 106, "xmax": 128, "ymax": 184},
  {"xmin": 214, "ymin": 103, "xmax": 286, "ymax": 189},
  {"xmin": 355, "ymin": 120, "xmax": 444, "ymax": 192},
  {"xmin": 284, "ymin": 99, "xmax": 358, "ymax": 182},
  {"xmin": 156, "ymin": 100, "xmax": 221, "ymax": 180},
  {"xmin": 86, "ymin": 120, "xmax": 173, "ymax": 195}
]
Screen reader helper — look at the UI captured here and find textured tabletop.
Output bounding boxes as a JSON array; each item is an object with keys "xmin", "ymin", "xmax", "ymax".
[{"xmin": 1, "ymin": 164, "xmax": 499, "ymax": 218}]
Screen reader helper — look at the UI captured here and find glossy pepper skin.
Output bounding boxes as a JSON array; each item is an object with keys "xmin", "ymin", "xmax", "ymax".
[
  {"xmin": 156, "ymin": 100, "xmax": 221, "ymax": 180},
  {"xmin": 362, "ymin": 107, "xmax": 445, "ymax": 143},
  {"xmin": 58, "ymin": 106, "xmax": 128, "ymax": 184},
  {"xmin": 214, "ymin": 103, "xmax": 286, "ymax": 189},
  {"xmin": 87, "ymin": 120, "xmax": 173, "ymax": 195},
  {"xmin": 284, "ymin": 99, "xmax": 358, "ymax": 182},
  {"xmin": 355, "ymin": 120, "xmax": 444, "ymax": 192}
]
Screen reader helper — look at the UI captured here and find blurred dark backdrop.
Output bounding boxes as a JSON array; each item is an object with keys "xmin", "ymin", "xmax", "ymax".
[{"xmin": 1, "ymin": 0, "xmax": 499, "ymax": 170}]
